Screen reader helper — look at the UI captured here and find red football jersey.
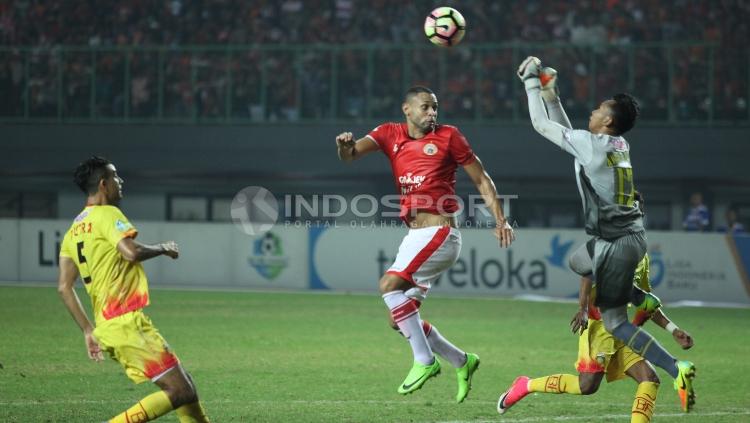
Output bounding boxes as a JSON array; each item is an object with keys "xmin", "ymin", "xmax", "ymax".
[{"xmin": 366, "ymin": 122, "xmax": 476, "ymax": 222}]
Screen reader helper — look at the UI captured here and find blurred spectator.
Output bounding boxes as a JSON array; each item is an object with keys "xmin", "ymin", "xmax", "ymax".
[
  {"xmin": 0, "ymin": 0, "xmax": 747, "ymax": 122},
  {"xmin": 717, "ymin": 207, "xmax": 746, "ymax": 234},
  {"xmin": 683, "ymin": 192, "xmax": 710, "ymax": 232}
]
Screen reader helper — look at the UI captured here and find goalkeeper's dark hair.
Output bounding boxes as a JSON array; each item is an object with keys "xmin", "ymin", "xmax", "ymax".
[
  {"xmin": 608, "ymin": 93, "xmax": 639, "ymax": 135},
  {"xmin": 404, "ymin": 86, "xmax": 435, "ymax": 102},
  {"xmin": 74, "ymin": 156, "xmax": 112, "ymax": 195}
]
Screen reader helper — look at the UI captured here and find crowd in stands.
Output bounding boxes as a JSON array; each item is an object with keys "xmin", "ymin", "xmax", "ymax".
[{"xmin": 0, "ymin": 0, "xmax": 747, "ymax": 121}]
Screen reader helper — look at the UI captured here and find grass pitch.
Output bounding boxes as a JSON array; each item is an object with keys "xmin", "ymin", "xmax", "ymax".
[{"xmin": 1, "ymin": 285, "xmax": 748, "ymax": 422}]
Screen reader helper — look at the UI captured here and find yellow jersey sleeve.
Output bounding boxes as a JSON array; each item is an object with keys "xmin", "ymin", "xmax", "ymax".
[
  {"xmin": 632, "ymin": 254, "xmax": 652, "ymax": 292},
  {"xmin": 101, "ymin": 206, "xmax": 138, "ymax": 247},
  {"xmin": 59, "ymin": 230, "xmax": 74, "ymax": 259}
]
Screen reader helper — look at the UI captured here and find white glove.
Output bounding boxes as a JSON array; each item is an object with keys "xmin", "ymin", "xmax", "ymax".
[
  {"xmin": 540, "ymin": 67, "xmax": 559, "ymax": 102},
  {"xmin": 517, "ymin": 56, "xmax": 541, "ymax": 90}
]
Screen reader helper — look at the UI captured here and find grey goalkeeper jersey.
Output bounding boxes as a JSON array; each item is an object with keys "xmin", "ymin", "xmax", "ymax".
[{"xmin": 561, "ymin": 129, "xmax": 644, "ymax": 239}]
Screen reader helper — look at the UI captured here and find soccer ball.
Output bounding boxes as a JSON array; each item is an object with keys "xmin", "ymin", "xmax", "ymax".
[{"xmin": 424, "ymin": 7, "xmax": 466, "ymax": 47}]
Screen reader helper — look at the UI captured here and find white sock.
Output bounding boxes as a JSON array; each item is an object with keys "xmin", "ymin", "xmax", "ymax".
[
  {"xmin": 424, "ymin": 322, "xmax": 467, "ymax": 368},
  {"xmin": 383, "ymin": 291, "xmax": 434, "ymax": 365}
]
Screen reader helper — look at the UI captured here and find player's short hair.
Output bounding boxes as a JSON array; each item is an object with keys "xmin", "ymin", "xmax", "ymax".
[
  {"xmin": 74, "ymin": 156, "xmax": 112, "ymax": 195},
  {"xmin": 404, "ymin": 86, "xmax": 435, "ymax": 103},
  {"xmin": 608, "ymin": 93, "xmax": 640, "ymax": 135}
]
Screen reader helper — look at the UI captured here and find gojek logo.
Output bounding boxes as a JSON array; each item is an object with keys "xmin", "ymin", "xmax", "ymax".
[{"xmin": 248, "ymin": 232, "xmax": 288, "ymax": 280}]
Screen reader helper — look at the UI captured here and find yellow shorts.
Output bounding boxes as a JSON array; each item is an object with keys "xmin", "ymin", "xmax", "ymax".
[
  {"xmin": 93, "ymin": 310, "xmax": 180, "ymax": 384},
  {"xmin": 575, "ymin": 320, "xmax": 643, "ymax": 383}
]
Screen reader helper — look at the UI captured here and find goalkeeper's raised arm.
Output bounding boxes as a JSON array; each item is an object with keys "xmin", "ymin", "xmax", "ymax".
[{"xmin": 517, "ymin": 56, "xmax": 571, "ymax": 148}]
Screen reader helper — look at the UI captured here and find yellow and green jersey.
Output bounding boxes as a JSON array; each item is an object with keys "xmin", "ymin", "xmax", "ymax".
[
  {"xmin": 59, "ymin": 205, "xmax": 149, "ymax": 325},
  {"xmin": 589, "ymin": 253, "xmax": 651, "ymax": 319}
]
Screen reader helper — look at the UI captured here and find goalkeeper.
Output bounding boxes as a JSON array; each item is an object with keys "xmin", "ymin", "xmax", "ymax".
[{"xmin": 512, "ymin": 57, "xmax": 696, "ymax": 413}]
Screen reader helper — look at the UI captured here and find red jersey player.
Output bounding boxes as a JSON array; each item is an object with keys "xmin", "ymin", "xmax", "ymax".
[{"xmin": 336, "ymin": 86, "xmax": 515, "ymax": 402}]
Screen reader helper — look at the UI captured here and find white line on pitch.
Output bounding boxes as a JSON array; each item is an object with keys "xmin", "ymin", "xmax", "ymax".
[{"xmin": 437, "ymin": 410, "xmax": 750, "ymax": 423}]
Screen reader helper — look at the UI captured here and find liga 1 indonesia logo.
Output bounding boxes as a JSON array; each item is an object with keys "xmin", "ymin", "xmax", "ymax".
[{"xmin": 248, "ymin": 232, "xmax": 289, "ymax": 280}]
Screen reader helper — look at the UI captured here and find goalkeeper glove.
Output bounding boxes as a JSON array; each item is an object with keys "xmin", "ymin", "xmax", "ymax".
[
  {"xmin": 540, "ymin": 67, "xmax": 559, "ymax": 103},
  {"xmin": 517, "ymin": 56, "xmax": 541, "ymax": 90}
]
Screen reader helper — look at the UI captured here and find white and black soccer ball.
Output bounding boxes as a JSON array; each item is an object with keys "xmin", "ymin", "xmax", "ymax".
[{"xmin": 424, "ymin": 7, "xmax": 466, "ymax": 47}]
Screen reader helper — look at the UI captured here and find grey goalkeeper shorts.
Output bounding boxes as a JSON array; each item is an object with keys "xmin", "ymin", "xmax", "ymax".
[{"xmin": 591, "ymin": 231, "xmax": 648, "ymax": 308}]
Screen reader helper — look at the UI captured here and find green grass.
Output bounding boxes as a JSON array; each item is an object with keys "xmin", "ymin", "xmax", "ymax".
[{"xmin": 1, "ymin": 286, "xmax": 748, "ymax": 422}]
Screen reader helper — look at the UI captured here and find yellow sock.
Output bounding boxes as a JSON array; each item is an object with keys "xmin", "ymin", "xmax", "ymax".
[
  {"xmin": 109, "ymin": 390, "xmax": 174, "ymax": 423},
  {"xmin": 528, "ymin": 374, "xmax": 582, "ymax": 394},
  {"xmin": 176, "ymin": 401, "xmax": 211, "ymax": 423},
  {"xmin": 631, "ymin": 382, "xmax": 658, "ymax": 423}
]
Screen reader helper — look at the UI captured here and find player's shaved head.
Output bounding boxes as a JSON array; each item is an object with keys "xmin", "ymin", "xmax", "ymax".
[
  {"xmin": 607, "ymin": 93, "xmax": 640, "ymax": 135},
  {"xmin": 74, "ymin": 156, "xmax": 112, "ymax": 195},
  {"xmin": 404, "ymin": 86, "xmax": 435, "ymax": 103}
]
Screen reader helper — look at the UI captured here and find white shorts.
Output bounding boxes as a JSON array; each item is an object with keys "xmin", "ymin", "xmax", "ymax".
[{"xmin": 386, "ymin": 226, "xmax": 462, "ymax": 300}]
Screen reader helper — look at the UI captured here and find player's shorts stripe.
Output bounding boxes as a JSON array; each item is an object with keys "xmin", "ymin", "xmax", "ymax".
[{"xmin": 401, "ymin": 226, "xmax": 451, "ymax": 280}]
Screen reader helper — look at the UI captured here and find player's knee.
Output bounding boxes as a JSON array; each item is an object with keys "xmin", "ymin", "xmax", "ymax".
[
  {"xmin": 600, "ymin": 307, "xmax": 628, "ymax": 333},
  {"xmin": 579, "ymin": 377, "xmax": 601, "ymax": 395},
  {"xmin": 568, "ymin": 245, "xmax": 593, "ymax": 276},
  {"xmin": 379, "ymin": 274, "xmax": 404, "ymax": 294}
]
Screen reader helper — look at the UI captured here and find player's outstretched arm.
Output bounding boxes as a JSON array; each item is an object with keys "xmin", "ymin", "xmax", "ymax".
[
  {"xmin": 463, "ymin": 157, "xmax": 514, "ymax": 248},
  {"xmin": 335, "ymin": 132, "xmax": 379, "ymax": 162},
  {"xmin": 518, "ymin": 56, "xmax": 570, "ymax": 149},
  {"xmin": 651, "ymin": 308, "xmax": 694, "ymax": 350},
  {"xmin": 540, "ymin": 67, "xmax": 573, "ymax": 129},
  {"xmin": 117, "ymin": 238, "xmax": 179, "ymax": 262},
  {"xmin": 57, "ymin": 257, "xmax": 103, "ymax": 362}
]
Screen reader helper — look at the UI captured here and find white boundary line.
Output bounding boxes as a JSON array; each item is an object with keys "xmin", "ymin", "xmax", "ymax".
[{"xmin": 438, "ymin": 410, "xmax": 750, "ymax": 422}]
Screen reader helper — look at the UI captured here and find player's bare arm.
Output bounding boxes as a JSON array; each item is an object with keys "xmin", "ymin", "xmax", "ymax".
[
  {"xmin": 651, "ymin": 308, "xmax": 694, "ymax": 350},
  {"xmin": 463, "ymin": 157, "xmax": 514, "ymax": 248},
  {"xmin": 570, "ymin": 276, "xmax": 592, "ymax": 335},
  {"xmin": 57, "ymin": 256, "xmax": 103, "ymax": 362},
  {"xmin": 336, "ymin": 132, "xmax": 379, "ymax": 162},
  {"xmin": 117, "ymin": 237, "xmax": 180, "ymax": 262}
]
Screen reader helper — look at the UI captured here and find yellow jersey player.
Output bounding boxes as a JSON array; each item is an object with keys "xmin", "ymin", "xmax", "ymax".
[
  {"xmin": 498, "ymin": 251, "xmax": 695, "ymax": 422},
  {"xmin": 57, "ymin": 156, "xmax": 210, "ymax": 423}
]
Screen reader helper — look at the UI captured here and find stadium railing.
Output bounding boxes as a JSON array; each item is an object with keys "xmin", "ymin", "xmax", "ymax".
[{"xmin": 0, "ymin": 42, "xmax": 746, "ymax": 125}]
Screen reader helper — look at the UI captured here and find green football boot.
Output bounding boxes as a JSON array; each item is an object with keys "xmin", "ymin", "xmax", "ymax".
[
  {"xmin": 674, "ymin": 360, "xmax": 696, "ymax": 412},
  {"xmin": 455, "ymin": 353, "xmax": 480, "ymax": 403},
  {"xmin": 397, "ymin": 359, "xmax": 441, "ymax": 395}
]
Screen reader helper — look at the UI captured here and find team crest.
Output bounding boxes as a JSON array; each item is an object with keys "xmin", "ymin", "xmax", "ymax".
[{"xmin": 423, "ymin": 143, "xmax": 438, "ymax": 156}]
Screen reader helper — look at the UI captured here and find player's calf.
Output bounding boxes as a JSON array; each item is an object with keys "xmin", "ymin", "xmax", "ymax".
[
  {"xmin": 578, "ymin": 372, "xmax": 603, "ymax": 395},
  {"xmin": 156, "ymin": 365, "xmax": 199, "ymax": 408}
]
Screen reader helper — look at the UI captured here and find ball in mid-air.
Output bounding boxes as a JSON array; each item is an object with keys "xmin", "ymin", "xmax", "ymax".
[{"xmin": 424, "ymin": 7, "xmax": 466, "ymax": 47}]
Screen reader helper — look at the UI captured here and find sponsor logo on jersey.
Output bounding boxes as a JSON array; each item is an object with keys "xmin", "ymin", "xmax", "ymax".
[
  {"xmin": 398, "ymin": 173, "xmax": 426, "ymax": 194},
  {"xmin": 610, "ymin": 137, "xmax": 629, "ymax": 152},
  {"xmin": 423, "ymin": 143, "xmax": 438, "ymax": 156},
  {"xmin": 393, "ymin": 144, "xmax": 399, "ymax": 153},
  {"xmin": 115, "ymin": 219, "xmax": 131, "ymax": 232}
]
